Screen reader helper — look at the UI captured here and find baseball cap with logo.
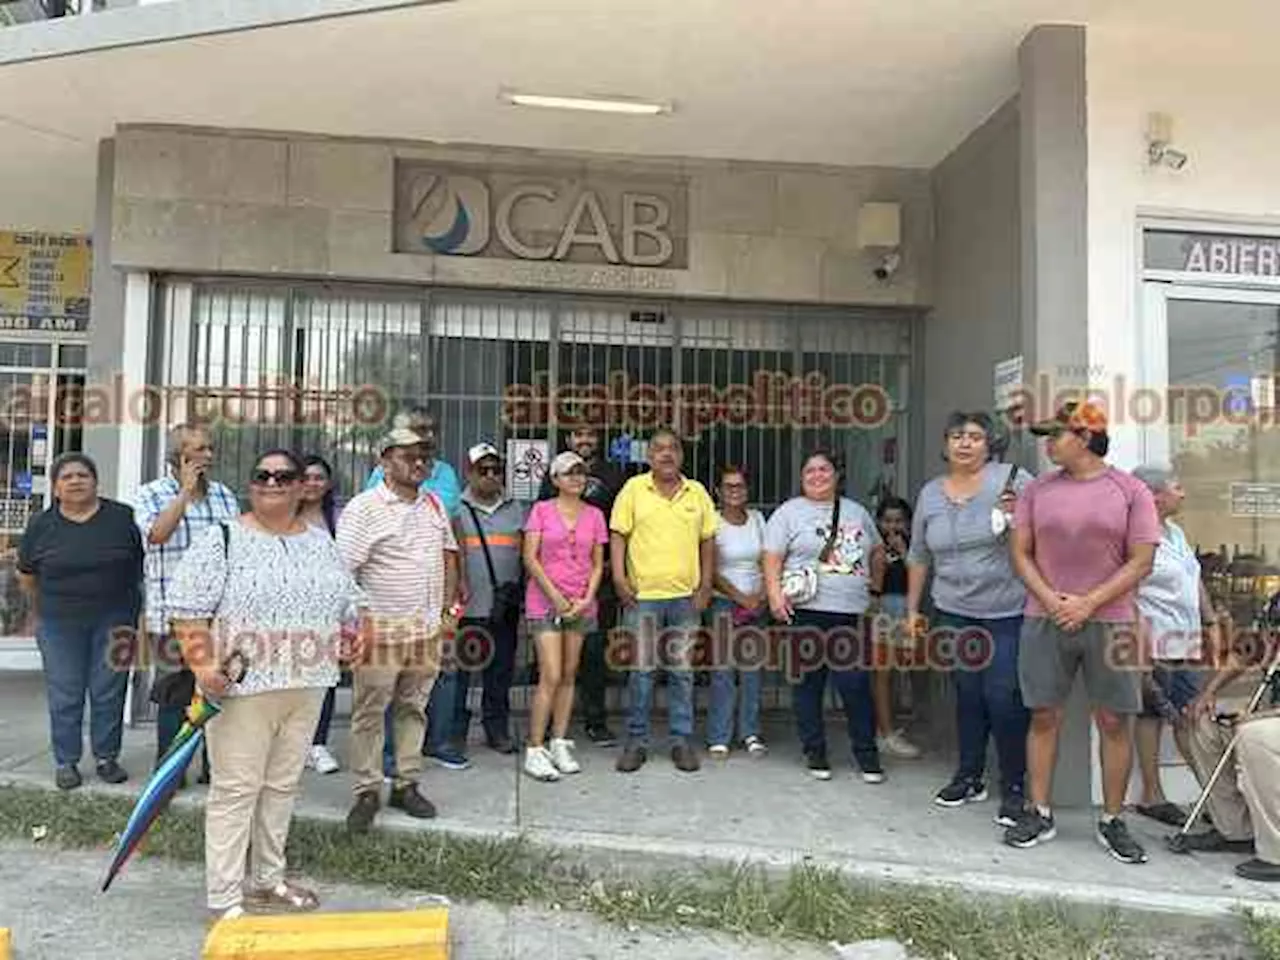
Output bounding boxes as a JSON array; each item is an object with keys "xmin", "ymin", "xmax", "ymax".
[
  {"xmin": 1029, "ymin": 400, "xmax": 1109, "ymax": 438},
  {"xmin": 468, "ymin": 442, "xmax": 503, "ymax": 466},
  {"xmin": 550, "ymin": 451, "xmax": 587, "ymax": 478},
  {"xmin": 379, "ymin": 427, "xmax": 428, "ymax": 455}
]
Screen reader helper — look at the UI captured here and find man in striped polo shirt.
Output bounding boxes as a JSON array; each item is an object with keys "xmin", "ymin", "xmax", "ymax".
[{"xmin": 338, "ymin": 427, "xmax": 460, "ymax": 833}]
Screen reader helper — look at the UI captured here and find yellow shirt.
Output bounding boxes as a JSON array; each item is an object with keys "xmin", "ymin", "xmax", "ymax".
[{"xmin": 610, "ymin": 473, "xmax": 718, "ymax": 600}]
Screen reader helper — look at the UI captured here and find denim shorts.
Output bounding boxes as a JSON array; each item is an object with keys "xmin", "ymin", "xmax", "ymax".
[
  {"xmin": 1143, "ymin": 662, "xmax": 1202, "ymax": 717},
  {"xmin": 528, "ymin": 616, "xmax": 597, "ymax": 635}
]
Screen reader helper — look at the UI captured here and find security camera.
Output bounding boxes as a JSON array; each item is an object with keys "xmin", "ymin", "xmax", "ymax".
[
  {"xmin": 873, "ymin": 251, "xmax": 901, "ymax": 282},
  {"xmin": 1148, "ymin": 141, "xmax": 1188, "ymax": 171}
]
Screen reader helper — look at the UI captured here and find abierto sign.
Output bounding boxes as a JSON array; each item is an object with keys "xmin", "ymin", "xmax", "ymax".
[
  {"xmin": 394, "ymin": 162, "xmax": 689, "ymax": 269},
  {"xmin": 1145, "ymin": 230, "xmax": 1280, "ymax": 278}
]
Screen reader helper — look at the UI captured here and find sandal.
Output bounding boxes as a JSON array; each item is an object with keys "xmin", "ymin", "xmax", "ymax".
[
  {"xmin": 206, "ymin": 904, "xmax": 245, "ymax": 928},
  {"xmin": 1136, "ymin": 802, "xmax": 1187, "ymax": 827},
  {"xmin": 245, "ymin": 881, "xmax": 320, "ymax": 913}
]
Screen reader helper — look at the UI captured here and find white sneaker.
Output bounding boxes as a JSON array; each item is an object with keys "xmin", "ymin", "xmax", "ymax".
[
  {"xmin": 877, "ymin": 730, "xmax": 922, "ymax": 760},
  {"xmin": 744, "ymin": 736, "xmax": 768, "ymax": 758},
  {"xmin": 548, "ymin": 738, "xmax": 582, "ymax": 775},
  {"xmin": 708, "ymin": 744, "xmax": 730, "ymax": 759},
  {"xmin": 307, "ymin": 745, "xmax": 340, "ymax": 775},
  {"xmin": 524, "ymin": 746, "xmax": 561, "ymax": 781}
]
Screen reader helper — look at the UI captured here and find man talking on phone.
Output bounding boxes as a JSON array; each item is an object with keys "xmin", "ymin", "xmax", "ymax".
[{"xmin": 134, "ymin": 423, "xmax": 239, "ymax": 771}]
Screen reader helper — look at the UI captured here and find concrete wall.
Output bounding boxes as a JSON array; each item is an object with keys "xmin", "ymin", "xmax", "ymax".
[
  {"xmin": 108, "ymin": 125, "xmax": 933, "ymax": 307},
  {"xmin": 1087, "ymin": 22, "xmax": 1280, "ymax": 469},
  {"xmin": 925, "ymin": 98, "xmax": 1021, "ymax": 466}
]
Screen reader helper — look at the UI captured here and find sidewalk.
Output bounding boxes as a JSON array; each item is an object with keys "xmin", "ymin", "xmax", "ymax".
[{"xmin": 2, "ymin": 672, "xmax": 1278, "ymax": 923}]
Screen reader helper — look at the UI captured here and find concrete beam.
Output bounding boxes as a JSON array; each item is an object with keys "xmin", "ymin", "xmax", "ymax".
[{"xmin": 202, "ymin": 908, "xmax": 449, "ymax": 960}]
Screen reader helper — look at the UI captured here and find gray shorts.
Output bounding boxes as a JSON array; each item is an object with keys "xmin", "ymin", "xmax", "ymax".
[{"xmin": 1018, "ymin": 617, "xmax": 1142, "ymax": 714}]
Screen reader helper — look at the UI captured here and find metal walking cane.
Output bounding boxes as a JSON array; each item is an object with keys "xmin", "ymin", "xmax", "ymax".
[{"xmin": 1166, "ymin": 592, "xmax": 1280, "ymax": 854}]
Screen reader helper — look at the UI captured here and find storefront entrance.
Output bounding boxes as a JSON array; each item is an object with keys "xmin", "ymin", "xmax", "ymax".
[{"xmin": 149, "ymin": 278, "xmax": 916, "ymax": 512}]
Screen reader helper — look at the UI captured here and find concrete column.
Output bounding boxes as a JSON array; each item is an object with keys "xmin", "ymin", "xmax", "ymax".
[{"xmin": 1018, "ymin": 24, "xmax": 1094, "ymax": 809}]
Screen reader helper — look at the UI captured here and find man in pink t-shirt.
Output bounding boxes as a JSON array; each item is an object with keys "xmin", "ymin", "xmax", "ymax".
[{"xmin": 1004, "ymin": 401, "xmax": 1161, "ymax": 865}]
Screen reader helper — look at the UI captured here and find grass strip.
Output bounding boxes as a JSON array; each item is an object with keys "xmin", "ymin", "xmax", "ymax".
[{"xmin": 0, "ymin": 783, "xmax": 1248, "ymax": 959}]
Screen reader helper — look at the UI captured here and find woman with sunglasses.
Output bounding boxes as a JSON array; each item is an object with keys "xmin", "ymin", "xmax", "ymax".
[
  {"xmin": 168, "ymin": 449, "xmax": 367, "ymax": 922},
  {"xmin": 300, "ymin": 455, "xmax": 343, "ymax": 775},
  {"xmin": 521, "ymin": 451, "xmax": 609, "ymax": 781}
]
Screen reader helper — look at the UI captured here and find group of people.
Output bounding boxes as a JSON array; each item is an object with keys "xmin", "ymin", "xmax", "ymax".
[{"xmin": 17, "ymin": 398, "xmax": 1280, "ymax": 919}]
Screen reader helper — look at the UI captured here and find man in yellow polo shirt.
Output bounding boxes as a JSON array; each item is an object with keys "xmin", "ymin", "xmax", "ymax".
[{"xmin": 610, "ymin": 428, "xmax": 717, "ymax": 774}]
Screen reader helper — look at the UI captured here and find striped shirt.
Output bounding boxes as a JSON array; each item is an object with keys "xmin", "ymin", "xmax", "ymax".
[
  {"xmin": 336, "ymin": 482, "xmax": 458, "ymax": 643},
  {"xmin": 133, "ymin": 475, "xmax": 241, "ymax": 634}
]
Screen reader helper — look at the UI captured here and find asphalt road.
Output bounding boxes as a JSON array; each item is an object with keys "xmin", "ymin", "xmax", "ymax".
[{"xmin": 0, "ymin": 841, "xmax": 827, "ymax": 960}]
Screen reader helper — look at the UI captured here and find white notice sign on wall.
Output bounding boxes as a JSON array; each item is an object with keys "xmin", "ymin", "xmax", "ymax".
[
  {"xmin": 506, "ymin": 439, "xmax": 548, "ymax": 501},
  {"xmin": 994, "ymin": 356, "xmax": 1025, "ymax": 412}
]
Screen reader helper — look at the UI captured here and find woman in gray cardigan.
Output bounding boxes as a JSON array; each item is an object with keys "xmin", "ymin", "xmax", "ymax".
[{"xmin": 906, "ymin": 411, "xmax": 1032, "ymax": 828}]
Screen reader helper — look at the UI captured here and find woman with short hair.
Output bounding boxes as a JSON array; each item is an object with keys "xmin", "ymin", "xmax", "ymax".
[
  {"xmin": 169, "ymin": 448, "xmax": 366, "ymax": 921},
  {"xmin": 906, "ymin": 411, "xmax": 1032, "ymax": 827},
  {"xmin": 17, "ymin": 452, "xmax": 144, "ymax": 790},
  {"xmin": 763, "ymin": 448, "xmax": 885, "ymax": 783}
]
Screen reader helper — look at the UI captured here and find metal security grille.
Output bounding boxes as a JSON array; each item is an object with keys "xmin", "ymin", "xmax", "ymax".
[{"xmin": 150, "ymin": 278, "xmax": 914, "ymax": 511}]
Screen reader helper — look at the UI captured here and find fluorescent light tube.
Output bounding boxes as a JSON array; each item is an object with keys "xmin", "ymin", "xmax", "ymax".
[{"xmin": 500, "ymin": 90, "xmax": 671, "ymax": 116}]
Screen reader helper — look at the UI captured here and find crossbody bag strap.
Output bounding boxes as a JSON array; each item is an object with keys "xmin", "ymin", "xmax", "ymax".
[
  {"xmin": 464, "ymin": 501, "xmax": 499, "ymax": 591},
  {"xmin": 818, "ymin": 497, "xmax": 842, "ymax": 565}
]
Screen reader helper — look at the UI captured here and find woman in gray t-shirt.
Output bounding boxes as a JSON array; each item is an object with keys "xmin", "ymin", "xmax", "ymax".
[
  {"xmin": 905, "ymin": 411, "xmax": 1032, "ymax": 826},
  {"xmin": 763, "ymin": 448, "xmax": 885, "ymax": 784}
]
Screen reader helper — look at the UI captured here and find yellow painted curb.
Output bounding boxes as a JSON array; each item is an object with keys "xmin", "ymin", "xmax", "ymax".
[
  {"xmin": 0, "ymin": 927, "xmax": 10, "ymax": 960},
  {"xmin": 202, "ymin": 906, "xmax": 449, "ymax": 959}
]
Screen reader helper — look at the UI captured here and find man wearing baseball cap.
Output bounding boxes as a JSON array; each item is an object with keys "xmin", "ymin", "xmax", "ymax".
[
  {"xmin": 1004, "ymin": 400, "xmax": 1162, "ymax": 863},
  {"xmin": 427, "ymin": 442, "xmax": 528, "ymax": 760},
  {"xmin": 337, "ymin": 427, "xmax": 460, "ymax": 833}
]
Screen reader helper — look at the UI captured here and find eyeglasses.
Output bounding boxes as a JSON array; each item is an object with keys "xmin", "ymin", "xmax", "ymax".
[
  {"xmin": 476, "ymin": 465, "xmax": 503, "ymax": 477},
  {"xmin": 252, "ymin": 469, "xmax": 299, "ymax": 486}
]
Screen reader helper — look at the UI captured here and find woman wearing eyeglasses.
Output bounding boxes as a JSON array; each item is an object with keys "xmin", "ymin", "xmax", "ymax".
[
  {"xmin": 521, "ymin": 451, "xmax": 608, "ymax": 781},
  {"xmin": 905, "ymin": 411, "xmax": 1032, "ymax": 828},
  {"xmin": 168, "ymin": 449, "xmax": 367, "ymax": 922}
]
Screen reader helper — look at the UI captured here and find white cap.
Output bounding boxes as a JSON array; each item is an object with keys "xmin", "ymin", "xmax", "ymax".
[
  {"xmin": 550, "ymin": 451, "xmax": 587, "ymax": 478},
  {"xmin": 468, "ymin": 442, "xmax": 502, "ymax": 466}
]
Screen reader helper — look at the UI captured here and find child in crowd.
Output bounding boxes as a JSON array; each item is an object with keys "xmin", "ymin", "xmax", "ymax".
[{"xmin": 873, "ymin": 497, "xmax": 922, "ymax": 759}]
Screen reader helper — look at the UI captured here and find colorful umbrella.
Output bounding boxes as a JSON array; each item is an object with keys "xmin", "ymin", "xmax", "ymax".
[{"xmin": 101, "ymin": 653, "xmax": 246, "ymax": 893}]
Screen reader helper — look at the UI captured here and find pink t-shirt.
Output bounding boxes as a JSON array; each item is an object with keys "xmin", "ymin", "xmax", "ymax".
[
  {"xmin": 524, "ymin": 500, "xmax": 609, "ymax": 620},
  {"xmin": 1014, "ymin": 467, "xmax": 1162, "ymax": 623}
]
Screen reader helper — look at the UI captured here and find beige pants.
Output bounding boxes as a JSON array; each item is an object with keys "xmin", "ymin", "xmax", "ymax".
[
  {"xmin": 204, "ymin": 687, "xmax": 324, "ymax": 911},
  {"xmin": 1186, "ymin": 711, "xmax": 1280, "ymax": 862},
  {"xmin": 350, "ymin": 637, "xmax": 438, "ymax": 796}
]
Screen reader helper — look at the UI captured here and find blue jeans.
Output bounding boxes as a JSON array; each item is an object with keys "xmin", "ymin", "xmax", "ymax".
[
  {"xmin": 788, "ymin": 609, "xmax": 879, "ymax": 770},
  {"xmin": 453, "ymin": 617, "xmax": 518, "ymax": 744},
  {"xmin": 706, "ymin": 599, "xmax": 763, "ymax": 745},
  {"xmin": 37, "ymin": 612, "xmax": 133, "ymax": 768},
  {"xmin": 938, "ymin": 610, "xmax": 1029, "ymax": 796},
  {"xmin": 622, "ymin": 597, "xmax": 697, "ymax": 746}
]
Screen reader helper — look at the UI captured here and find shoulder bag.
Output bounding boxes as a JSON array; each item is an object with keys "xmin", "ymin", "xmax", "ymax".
[
  {"xmin": 464, "ymin": 502, "xmax": 523, "ymax": 628},
  {"xmin": 782, "ymin": 498, "xmax": 842, "ymax": 606}
]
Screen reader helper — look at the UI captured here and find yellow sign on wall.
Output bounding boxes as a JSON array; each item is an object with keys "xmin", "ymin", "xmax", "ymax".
[{"xmin": 0, "ymin": 232, "xmax": 91, "ymax": 329}]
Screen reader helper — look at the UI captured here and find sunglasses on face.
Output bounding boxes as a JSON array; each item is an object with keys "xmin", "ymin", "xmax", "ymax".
[
  {"xmin": 252, "ymin": 469, "xmax": 299, "ymax": 486},
  {"xmin": 476, "ymin": 465, "xmax": 503, "ymax": 477}
]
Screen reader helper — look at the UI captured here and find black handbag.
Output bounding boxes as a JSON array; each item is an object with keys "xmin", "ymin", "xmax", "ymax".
[{"xmin": 464, "ymin": 503, "xmax": 522, "ymax": 627}]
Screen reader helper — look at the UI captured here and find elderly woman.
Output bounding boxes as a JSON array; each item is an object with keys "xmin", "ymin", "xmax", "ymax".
[
  {"xmin": 17, "ymin": 453, "xmax": 143, "ymax": 790},
  {"xmin": 1131, "ymin": 463, "xmax": 1221, "ymax": 828},
  {"xmin": 169, "ymin": 448, "xmax": 366, "ymax": 922},
  {"xmin": 764, "ymin": 448, "xmax": 885, "ymax": 783},
  {"xmin": 906, "ymin": 411, "xmax": 1033, "ymax": 828}
]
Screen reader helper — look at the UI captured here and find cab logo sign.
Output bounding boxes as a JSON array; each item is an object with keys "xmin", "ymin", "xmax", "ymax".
[{"xmin": 394, "ymin": 161, "xmax": 689, "ymax": 269}]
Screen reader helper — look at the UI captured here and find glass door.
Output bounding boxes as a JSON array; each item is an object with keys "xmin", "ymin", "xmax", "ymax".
[{"xmin": 1144, "ymin": 283, "xmax": 1280, "ymax": 622}]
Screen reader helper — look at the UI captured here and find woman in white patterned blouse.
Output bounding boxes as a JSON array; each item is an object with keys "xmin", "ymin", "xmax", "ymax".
[{"xmin": 169, "ymin": 448, "xmax": 367, "ymax": 922}]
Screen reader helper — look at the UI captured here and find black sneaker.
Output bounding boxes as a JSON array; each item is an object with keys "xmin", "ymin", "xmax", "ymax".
[
  {"xmin": 995, "ymin": 793, "xmax": 1025, "ymax": 828},
  {"xmin": 616, "ymin": 744, "xmax": 647, "ymax": 773},
  {"xmin": 346, "ymin": 790, "xmax": 381, "ymax": 835},
  {"xmin": 1097, "ymin": 818, "xmax": 1148, "ymax": 864},
  {"xmin": 1004, "ymin": 809, "xmax": 1057, "ymax": 848},
  {"xmin": 586, "ymin": 724, "xmax": 618, "ymax": 748},
  {"xmin": 934, "ymin": 776, "xmax": 988, "ymax": 808},
  {"xmin": 55, "ymin": 766, "xmax": 81, "ymax": 791},
  {"xmin": 1180, "ymin": 829, "xmax": 1255, "ymax": 854},
  {"xmin": 487, "ymin": 735, "xmax": 517, "ymax": 756},
  {"xmin": 95, "ymin": 760, "xmax": 128, "ymax": 785},
  {"xmin": 806, "ymin": 750, "xmax": 832, "ymax": 781}
]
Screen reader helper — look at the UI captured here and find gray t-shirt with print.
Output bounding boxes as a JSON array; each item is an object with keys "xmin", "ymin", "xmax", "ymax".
[
  {"xmin": 907, "ymin": 461, "xmax": 1032, "ymax": 620},
  {"xmin": 458, "ymin": 493, "xmax": 528, "ymax": 620},
  {"xmin": 764, "ymin": 496, "xmax": 881, "ymax": 614}
]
